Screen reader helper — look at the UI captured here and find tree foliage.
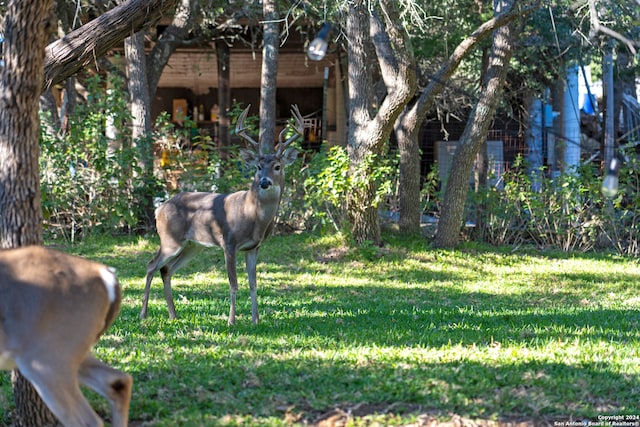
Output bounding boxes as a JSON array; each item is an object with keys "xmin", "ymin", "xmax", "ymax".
[{"xmin": 40, "ymin": 74, "xmax": 155, "ymax": 240}]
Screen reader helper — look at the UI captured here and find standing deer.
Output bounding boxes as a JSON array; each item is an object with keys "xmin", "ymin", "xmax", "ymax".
[
  {"xmin": 140, "ymin": 104, "xmax": 303, "ymax": 325},
  {"xmin": 0, "ymin": 245, "xmax": 132, "ymax": 427}
]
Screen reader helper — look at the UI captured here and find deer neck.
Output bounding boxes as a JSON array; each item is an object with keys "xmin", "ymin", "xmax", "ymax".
[{"xmin": 245, "ymin": 181, "xmax": 281, "ymax": 224}]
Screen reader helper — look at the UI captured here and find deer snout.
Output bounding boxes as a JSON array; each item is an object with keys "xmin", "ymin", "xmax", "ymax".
[{"xmin": 259, "ymin": 177, "xmax": 272, "ymax": 189}]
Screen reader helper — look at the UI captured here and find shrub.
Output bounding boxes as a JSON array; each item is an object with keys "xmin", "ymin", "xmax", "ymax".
[
  {"xmin": 598, "ymin": 153, "xmax": 640, "ymax": 256},
  {"xmin": 40, "ymin": 74, "xmax": 153, "ymax": 241},
  {"xmin": 302, "ymin": 144, "xmax": 399, "ymax": 233},
  {"xmin": 472, "ymin": 154, "xmax": 640, "ymax": 254}
]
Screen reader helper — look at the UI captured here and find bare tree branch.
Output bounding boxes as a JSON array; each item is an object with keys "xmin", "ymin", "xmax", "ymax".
[{"xmin": 587, "ymin": 0, "xmax": 637, "ymax": 55}]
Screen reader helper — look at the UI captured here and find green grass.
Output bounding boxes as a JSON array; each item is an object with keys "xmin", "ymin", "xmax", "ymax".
[{"xmin": 2, "ymin": 231, "xmax": 640, "ymax": 426}]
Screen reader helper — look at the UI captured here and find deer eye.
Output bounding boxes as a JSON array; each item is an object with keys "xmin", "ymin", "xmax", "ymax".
[
  {"xmin": 274, "ymin": 164, "xmax": 281, "ymax": 171},
  {"xmin": 256, "ymin": 164, "xmax": 262, "ymax": 171}
]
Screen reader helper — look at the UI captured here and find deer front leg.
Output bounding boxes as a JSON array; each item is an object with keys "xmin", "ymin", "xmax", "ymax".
[
  {"xmin": 245, "ymin": 249, "xmax": 259, "ymax": 325},
  {"xmin": 161, "ymin": 242, "xmax": 205, "ymax": 320},
  {"xmin": 15, "ymin": 355, "xmax": 103, "ymax": 427},
  {"xmin": 225, "ymin": 248, "xmax": 238, "ymax": 325},
  {"xmin": 79, "ymin": 354, "xmax": 132, "ymax": 427}
]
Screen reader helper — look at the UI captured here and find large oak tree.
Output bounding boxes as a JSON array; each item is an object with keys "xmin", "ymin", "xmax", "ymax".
[
  {"xmin": 394, "ymin": 3, "xmax": 539, "ymax": 235},
  {"xmin": 0, "ymin": 1, "xmax": 57, "ymax": 424}
]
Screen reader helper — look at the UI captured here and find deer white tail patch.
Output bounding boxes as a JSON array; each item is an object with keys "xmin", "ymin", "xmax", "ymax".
[{"xmin": 100, "ymin": 267, "xmax": 118, "ymax": 303}]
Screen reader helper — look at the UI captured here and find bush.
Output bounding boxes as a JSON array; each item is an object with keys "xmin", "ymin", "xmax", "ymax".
[
  {"xmin": 40, "ymin": 74, "xmax": 154, "ymax": 241},
  {"xmin": 302, "ymin": 144, "xmax": 399, "ymax": 233},
  {"xmin": 473, "ymin": 154, "xmax": 640, "ymax": 254},
  {"xmin": 598, "ymin": 153, "xmax": 640, "ymax": 256}
]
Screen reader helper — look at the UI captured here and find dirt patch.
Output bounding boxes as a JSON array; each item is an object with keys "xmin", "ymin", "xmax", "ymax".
[
  {"xmin": 315, "ymin": 246, "xmax": 350, "ymax": 263},
  {"xmin": 309, "ymin": 404, "xmax": 550, "ymax": 427}
]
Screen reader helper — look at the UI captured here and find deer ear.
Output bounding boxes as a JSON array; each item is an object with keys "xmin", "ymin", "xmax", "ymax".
[
  {"xmin": 241, "ymin": 149, "xmax": 259, "ymax": 167},
  {"xmin": 281, "ymin": 147, "xmax": 298, "ymax": 166}
]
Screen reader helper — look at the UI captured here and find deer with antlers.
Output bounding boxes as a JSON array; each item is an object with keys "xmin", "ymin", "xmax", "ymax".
[
  {"xmin": 0, "ymin": 245, "xmax": 132, "ymax": 427},
  {"xmin": 140, "ymin": 104, "xmax": 303, "ymax": 325}
]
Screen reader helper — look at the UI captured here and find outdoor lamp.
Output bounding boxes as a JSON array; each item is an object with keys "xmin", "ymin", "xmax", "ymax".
[
  {"xmin": 602, "ymin": 154, "xmax": 623, "ymax": 198},
  {"xmin": 307, "ymin": 23, "xmax": 331, "ymax": 61}
]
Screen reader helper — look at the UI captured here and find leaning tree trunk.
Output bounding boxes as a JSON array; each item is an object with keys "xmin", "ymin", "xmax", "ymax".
[
  {"xmin": 434, "ymin": 0, "xmax": 517, "ymax": 249},
  {"xmin": 43, "ymin": 0, "xmax": 178, "ymax": 92},
  {"xmin": 0, "ymin": 0, "xmax": 57, "ymax": 425},
  {"xmin": 259, "ymin": 0, "xmax": 279, "ymax": 153},
  {"xmin": 146, "ymin": 0, "xmax": 193, "ymax": 98}
]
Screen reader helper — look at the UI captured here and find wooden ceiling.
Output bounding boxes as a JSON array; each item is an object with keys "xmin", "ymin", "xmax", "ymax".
[{"xmin": 157, "ymin": 49, "xmax": 333, "ymax": 94}]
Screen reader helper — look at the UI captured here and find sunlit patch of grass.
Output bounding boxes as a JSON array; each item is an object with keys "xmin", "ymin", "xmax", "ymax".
[{"xmin": 2, "ymin": 232, "xmax": 640, "ymax": 426}]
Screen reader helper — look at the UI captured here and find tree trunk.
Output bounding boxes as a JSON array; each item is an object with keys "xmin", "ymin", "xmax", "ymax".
[
  {"xmin": 0, "ymin": 0, "xmax": 57, "ymax": 424},
  {"xmin": 0, "ymin": 3, "xmax": 50, "ymax": 246},
  {"xmin": 10, "ymin": 372, "xmax": 59, "ymax": 427},
  {"xmin": 346, "ymin": 0, "xmax": 376, "ymax": 244},
  {"xmin": 346, "ymin": 0, "xmax": 417, "ymax": 245},
  {"xmin": 216, "ymin": 38, "xmax": 231, "ymax": 151},
  {"xmin": 60, "ymin": 77, "xmax": 78, "ymax": 133},
  {"xmin": 39, "ymin": 89, "xmax": 60, "ymax": 137},
  {"xmin": 146, "ymin": 0, "xmax": 193, "ymax": 98},
  {"xmin": 125, "ymin": 30, "xmax": 155, "ymax": 225},
  {"xmin": 395, "ymin": 107, "xmax": 422, "ymax": 234},
  {"xmin": 434, "ymin": 0, "xmax": 517, "ymax": 249},
  {"xmin": 613, "ymin": 48, "xmax": 636, "ymax": 143},
  {"xmin": 125, "ymin": 31, "xmax": 152, "ymax": 154},
  {"xmin": 348, "ymin": 178, "xmax": 382, "ymax": 245},
  {"xmin": 259, "ymin": 0, "xmax": 279, "ymax": 154},
  {"xmin": 603, "ymin": 42, "xmax": 615, "ymax": 167},
  {"xmin": 393, "ymin": 3, "xmax": 538, "ymax": 236}
]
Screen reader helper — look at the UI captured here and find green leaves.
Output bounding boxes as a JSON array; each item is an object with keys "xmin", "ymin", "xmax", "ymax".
[
  {"xmin": 472, "ymin": 155, "xmax": 640, "ymax": 253},
  {"xmin": 40, "ymin": 73, "xmax": 151, "ymax": 241},
  {"xmin": 303, "ymin": 144, "xmax": 399, "ymax": 232}
]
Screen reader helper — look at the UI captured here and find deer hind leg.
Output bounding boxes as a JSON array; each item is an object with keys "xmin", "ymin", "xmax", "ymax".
[
  {"xmin": 15, "ymin": 354, "xmax": 103, "ymax": 427},
  {"xmin": 160, "ymin": 242, "xmax": 204, "ymax": 319},
  {"xmin": 141, "ymin": 248, "xmax": 174, "ymax": 319},
  {"xmin": 245, "ymin": 249, "xmax": 260, "ymax": 325},
  {"xmin": 79, "ymin": 354, "xmax": 132, "ymax": 427},
  {"xmin": 141, "ymin": 243, "xmax": 193, "ymax": 319}
]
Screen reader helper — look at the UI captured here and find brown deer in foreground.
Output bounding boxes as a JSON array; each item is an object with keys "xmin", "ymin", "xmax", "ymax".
[
  {"xmin": 0, "ymin": 246, "xmax": 132, "ymax": 427},
  {"xmin": 140, "ymin": 105, "xmax": 303, "ymax": 325}
]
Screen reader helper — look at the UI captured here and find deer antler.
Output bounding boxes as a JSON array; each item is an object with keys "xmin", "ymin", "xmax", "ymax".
[
  {"xmin": 235, "ymin": 104, "xmax": 259, "ymax": 150},
  {"xmin": 276, "ymin": 104, "xmax": 305, "ymax": 157}
]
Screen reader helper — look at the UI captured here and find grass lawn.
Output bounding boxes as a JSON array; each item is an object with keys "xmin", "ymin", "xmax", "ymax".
[{"xmin": 2, "ymin": 231, "xmax": 640, "ymax": 426}]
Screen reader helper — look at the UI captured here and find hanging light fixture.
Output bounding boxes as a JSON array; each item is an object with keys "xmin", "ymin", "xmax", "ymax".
[
  {"xmin": 307, "ymin": 23, "xmax": 331, "ymax": 61},
  {"xmin": 602, "ymin": 154, "xmax": 624, "ymax": 198}
]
